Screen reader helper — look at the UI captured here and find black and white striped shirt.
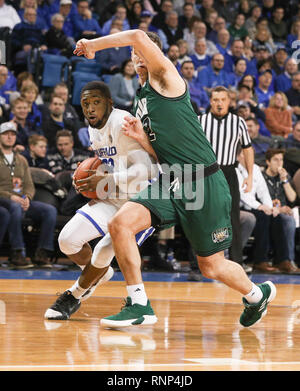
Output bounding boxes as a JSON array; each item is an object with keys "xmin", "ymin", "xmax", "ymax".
[{"xmin": 199, "ymin": 112, "xmax": 252, "ymax": 166}]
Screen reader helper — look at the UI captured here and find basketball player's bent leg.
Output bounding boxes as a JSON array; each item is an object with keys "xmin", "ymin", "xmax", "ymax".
[{"xmin": 179, "ymin": 170, "xmax": 276, "ymax": 327}]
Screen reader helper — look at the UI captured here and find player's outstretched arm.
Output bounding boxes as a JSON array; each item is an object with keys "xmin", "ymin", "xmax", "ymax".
[{"xmin": 74, "ymin": 30, "xmax": 181, "ymax": 85}]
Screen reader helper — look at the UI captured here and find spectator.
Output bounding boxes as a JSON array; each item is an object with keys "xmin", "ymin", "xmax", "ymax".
[
  {"xmin": 275, "ymin": 58, "xmax": 299, "ymax": 93},
  {"xmin": 244, "ymin": 4, "xmax": 262, "ymax": 33},
  {"xmin": 262, "ymin": 148, "xmax": 299, "ymax": 273},
  {"xmin": 197, "ymin": 53, "xmax": 234, "ymax": 92},
  {"xmin": 102, "ymin": 4, "xmax": 130, "ymax": 36},
  {"xmin": 109, "ymin": 59, "xmax": 139, "ymax": 111},
  {"xmin": 18, "ymin": 0, "xmax": 48, "ymax": 32},
  {"xmin": 236, "ymin": 147, "xmax": 293, "ymax": 273},
  {"xmin": 261, "ymin": 0, "xmax": 275, "ymax": 20},
  {"xmin": 285, "ymin": 121, "xmax": 300, "ymax": 150},
  {"xmin": 11, "ymin": 96, "xmax": 41, "ymax": 152},
  {"xmin": 185, "ymin": 20, "xmax": 218, "ymax": 56},
  {"xmin": 73, "ymin": 0, "xmax": 102, "ymax": 40},
  {"xmin": 151, "ymin": 0, "xmax": 173, "ymax": 30},
  {"xmin": 215, "ymin": 28, "xmax": 231, "ymax": 57},
  {"xmin": 272, "ymin": 46, "xmax": 288, "ymax": 76},
  {"xmin": 16, "ymin": 71, "xmax": 34, "ymax": 91},
  {"xmin": 42, "ymin": 94, "xmax": 81, "ymax": 149},
  {"xmin": 198, "ymin": 0, "xmax": 214, "ymax": 21},
  {"xmin": 0, "ymin": 121, "xmax": 57, "ymax": 269},
  {"xmin": 166, "ymin": 44, "xmax": 181, "ymax": 72},
  {"xmin": 22, "ymin": 134, "xmax": 50, "ymax": 169},
  {"xmin": 287, "ymin": 19, "xmax": 300, "ymax": 52},
  {"xmin": 230, "ymin": 58, "xmax": 248, "ymax": 88},
  {"xmin": 0, "ymin": 65, "xmax": 17, "ymax": 105},
  {"xmin": 58, "ymin": 0, "xmax": 75, "ymax": 39},
  {"xmin": 20, "ymin": 81, "xmax": 42, "ymax": 131},
  {"xmin": 47, "ymin": 129, "xmax": 90, "ymax": 176},
  {"xmin": 96, "ymin": 27, "xmax": 131, "ymax": 75},
  {"xmin": 44, "ymin": 13, "xmax": 74, "ymax": 57},
  {"xmin": 127, "ymin": 1, "xmax": 143, "ymax": 28},
  {"xmin": 265, "ymin": 92, "xmax": 293, "ymax": 138},
  {"xmin": 242, "ymin": 35, "xmax": 254, "ymax": 60},
  {"xmin": 255, "ymin": 69, "xmax": 274, "ymax": 109},
  {"xmin": 285, "ymin": 73, "xmax": 300, "ymax": 122},
  {"xmin": 180, "ymin": 60, "xmax": 209, "ymax": 114},
  {"xmin": 238, "ymin": 74, "xmax": 258, "ymax": 102},
  {"xmin": 203, "ymin": 8, "xmax": 218, "ymax": 36},
  {"xmin": 178, "ymin": 2, "xmax": 196, "ymax": 30},
  {"xmin": 224, "ymin": 39, "xmax": 247, "ymax": 74},
  {"xmin": 134, "ymin": 10, "xmax": 157, "ymax": 32},
  {"xmin": 252, "ymin": 26, "xmax": 276, "ymax": 54},
  {"xmin": 207, "ymin": 16, "xmax": 227, "ymax": 45},
  {"xmin": 190, "ymin": 39, "xmax": 211, "ymax": 72},
  {"xmin": 236, "ymin": 98, "xmax": 269, "ymax": 136},
  {"xmin": 247, "ymin": 44, "xmax": 271, "ymax": 77},
  {"xmin": 51, "ymin": 82, "xmax": 81, "ymax": 127},
  {"xmin": 228, "ymin": 13, "xmax": 248, "ymax": 40},
  {"xmin": 214, "ymin": 0, "xmax": 238, "ymax": 25},
  {"xmin": 158, "ymin": 11, "xmax": 183, "ymax": 52},
  {"xmin": 245, "ymin": 117, "xmax": 283, "ymax": 166},
  {"xmin": 11, "ymin": 6, "xmax": 47, "ymax": 72},
  {"xmin": 268, "ymin": 6, "xmax": 287, "ymax": 44},
  {"xmin": 176, "ymin": 38, "xmax": 192, "ymax": 65},
  {"xmin": 0, "ymin": 0, "xmax": 21, "ymax": 31}
]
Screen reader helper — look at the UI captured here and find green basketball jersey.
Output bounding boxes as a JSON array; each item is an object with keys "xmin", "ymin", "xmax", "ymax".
[{"xmin": 134, "ymin": 80, "xmax": 216, "ymax": 169}]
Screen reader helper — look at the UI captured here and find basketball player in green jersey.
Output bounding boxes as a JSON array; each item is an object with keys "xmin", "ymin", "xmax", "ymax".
[{"xmin": 74, "ymin": 31, "xmax": 276, "ymax": 328}]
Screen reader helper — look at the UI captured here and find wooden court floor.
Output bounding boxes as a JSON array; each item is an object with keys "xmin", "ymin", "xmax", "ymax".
[{"xmin": 0, "ymin": 278, "xmax": 300, "ymax": 371}]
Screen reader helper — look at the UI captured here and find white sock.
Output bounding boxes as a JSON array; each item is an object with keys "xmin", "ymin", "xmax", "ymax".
[
  {"xmin": 69, "ymin": 279, "xmax": 88, "ymax": 299},
  {"xmin": 127, "ymin": 284, "xmax": 148, "ymax": 306},
  {"xmin": 244, "ymin": 283, "xmax": 263, "ymax": 304}
]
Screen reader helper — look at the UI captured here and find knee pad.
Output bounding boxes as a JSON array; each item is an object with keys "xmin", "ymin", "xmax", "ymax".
[
  {"xmin": 91, "ymin": 233, "xmax": 115, "ymax": 268},
  {"xmin": 58, "ymin": 225, "xmax": 85, "ymax": 255}
]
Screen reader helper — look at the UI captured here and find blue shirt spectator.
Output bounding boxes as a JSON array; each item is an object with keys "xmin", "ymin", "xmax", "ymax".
[
  {"xmin": 0, "ymin": 66, "xmax": 17, "ymax": 105},
  {"xmin": 73, "ymin": 0, "xmax": 102, "ymax": 40},
  {"xmin": 181, "ymin": 60, "xmax": 209, "ymax": 113},
  {"xmin": 275, "ymin": 58, "xmax": 299, "ymax": 93},
  {"xmin": 11, "ymin": 8, "xmax": 45, "ymax": 52},
  {"xmin": 197, "ymin": 54, "xmax": 234, "ymax": 90},
  {"xmin": 18, "ymin": 8, "xmax": 48, "ymax": 32},
  {"xmin": 255, "ymin": 70, "xmax": 274, "ymax": 109},
  {"xmin": 102, "ymin": 4, "xmax": 130, "ymax": 36},
  {"xmin": 190, "ymin": 38, "xmax": 211, "ymax": 72}
]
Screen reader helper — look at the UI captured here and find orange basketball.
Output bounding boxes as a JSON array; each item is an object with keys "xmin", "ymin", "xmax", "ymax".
[{"xmin": 73, "ymin": 157, "xmax": 102, "ymax": 199}]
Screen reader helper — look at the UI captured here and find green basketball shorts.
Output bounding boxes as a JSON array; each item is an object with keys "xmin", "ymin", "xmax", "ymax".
[{"xmin": 130, "ymin": 168, "xmax": 232, "ymax": 257}]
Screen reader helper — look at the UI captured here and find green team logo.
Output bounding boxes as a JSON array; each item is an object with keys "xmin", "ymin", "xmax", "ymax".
[
  {"xmin": 142, "ymin": 116, "xmax": 156, "ymax": 142},
  {"xmin": 211, "ymin": 227, "xmax": 229, "ymax": 243}
]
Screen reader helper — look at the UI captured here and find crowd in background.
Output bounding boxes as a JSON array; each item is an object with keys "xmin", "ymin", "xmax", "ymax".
[{"xmin": 0, "ymin": 0, "xmax": 299, "ymax": 274}]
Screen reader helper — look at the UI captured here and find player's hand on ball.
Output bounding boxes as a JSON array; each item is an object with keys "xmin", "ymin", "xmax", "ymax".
[
  {"xmin": 75, "ymin": 169, "xmax": 106, "ymax": 192},
  {"xmin": 74, "ymin": 39, "xmax": 95, "ymax": 59}
]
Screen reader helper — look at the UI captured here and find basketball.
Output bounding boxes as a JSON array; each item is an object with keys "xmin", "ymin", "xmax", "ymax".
[{"xmin": 73, "ymin": 156, "xmax": 102, "ymax": 199}]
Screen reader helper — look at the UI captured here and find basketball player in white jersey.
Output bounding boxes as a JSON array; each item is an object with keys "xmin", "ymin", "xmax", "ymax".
[{"xmin": 44, "ymin": 81, "xmax": 159, "ymax": 320}]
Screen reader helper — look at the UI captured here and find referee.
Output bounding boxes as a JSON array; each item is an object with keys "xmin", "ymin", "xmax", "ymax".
[{"xmin": 199, "ymin": 86, "xmax": 254, "ymax": 269}]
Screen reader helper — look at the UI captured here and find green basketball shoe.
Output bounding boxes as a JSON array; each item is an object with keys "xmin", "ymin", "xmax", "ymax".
[
  {"xmin": 100, "ymin": 297, "xmax": 158, "ymax": 328},
  {"xmin": 240, "ymin": 281, "xmax": 276, "ymax": 327}
]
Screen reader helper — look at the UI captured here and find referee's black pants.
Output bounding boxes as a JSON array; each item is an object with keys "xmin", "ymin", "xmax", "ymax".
[{"xmin": 220, "ymin": 165, "xmax": 243, "ymax": 264}]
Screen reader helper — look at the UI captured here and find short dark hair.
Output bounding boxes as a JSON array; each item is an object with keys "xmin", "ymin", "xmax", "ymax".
[
  {"xmin": 181, "ymin": 60, "xmax": 194, "ymax": 69},
  {"xmin": 81, "ymin": 81, "xmax": 111, "ymax": 100},
  {"xmin": 211, "ymin": 86, "xmax": 230, "ymax": 97},
  {"xmin": 56, "ymin": 129, "xmax": 73, "ymax": 142},
  {"xmin": 245, "ymin": 116, "xmax": 259, "ymax": 125},
  {"xmin": 265, "ymin": 148, "xmax": 285, "ymax": 161}
]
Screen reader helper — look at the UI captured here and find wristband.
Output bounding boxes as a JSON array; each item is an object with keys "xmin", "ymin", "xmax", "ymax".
[{"xmin": 281, "ymin": 179, "xmax": 289, "ymax": 184}]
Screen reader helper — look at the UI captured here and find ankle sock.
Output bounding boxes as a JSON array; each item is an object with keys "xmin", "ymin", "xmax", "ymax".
[
  {"xmin": 69, "ymin": 280, "xmax": 88, "ymax": 299},
  {"xmin": 127, "ymin": 283, "xmax": 148, "ymax": 306},
  {"xmin": 244, "ymin": 283, "xmax": 263, "ymax": 304}
]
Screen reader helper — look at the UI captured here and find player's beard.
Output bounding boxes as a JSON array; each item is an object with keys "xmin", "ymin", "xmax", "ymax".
[{"xmin": 90, "ymin": 101, "xmax": 111, "ymax": 129}]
